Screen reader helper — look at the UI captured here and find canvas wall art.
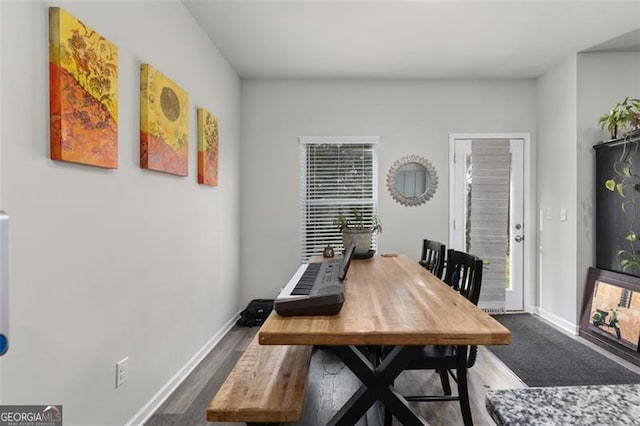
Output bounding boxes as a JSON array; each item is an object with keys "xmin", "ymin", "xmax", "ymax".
[
  {"xmin": 49, "ymin": 7, "xmax": 118, "ymax": 168},
  {"xmin": 197, "ymin": 108, "xmax": 219, "ymax": 186},
  {"xmin": 140, "ymin": 64, "xmax": 189, "ymax": 176},
  {"xmin": 580, "ymin": 267, "xmax": 640, "ymax": 366},
  {"xmin": 588, "ymin": 279, "xmax": 640, "ymax": 351}
]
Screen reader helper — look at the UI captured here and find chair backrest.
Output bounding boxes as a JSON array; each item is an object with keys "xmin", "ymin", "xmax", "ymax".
[
  {"xmin": 420, "ymin": 239, "xmax": 446, "ymax": 279},
  {"xmin": 443, "ymin": 249, "xmax": 483, "ymax": 305}
]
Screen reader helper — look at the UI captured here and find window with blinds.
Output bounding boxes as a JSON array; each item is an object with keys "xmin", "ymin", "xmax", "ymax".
[{"xmin": 299, "ymin": 136, "xmax": 379, "ymax": 262}]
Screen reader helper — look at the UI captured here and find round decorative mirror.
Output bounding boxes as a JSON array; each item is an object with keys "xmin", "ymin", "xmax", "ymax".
[{"xmin": 386, "ymin": 155, "xmax": 438, "ymax": 206}]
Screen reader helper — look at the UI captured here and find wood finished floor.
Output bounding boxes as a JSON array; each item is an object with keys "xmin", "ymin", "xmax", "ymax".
[{"xmin": 145, "ymin": 326, "xmax": 525, "ymax": 426}]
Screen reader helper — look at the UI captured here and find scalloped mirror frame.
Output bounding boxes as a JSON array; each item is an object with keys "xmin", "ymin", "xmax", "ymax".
[{"xmin": 386, "ymin": 155, "xmax": 438, "ymax": 207}]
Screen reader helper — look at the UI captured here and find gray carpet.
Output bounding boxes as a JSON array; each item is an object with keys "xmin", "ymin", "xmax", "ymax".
[{"xmin": 489, "ymin": 313, "xmax": 640, "ymax": 387}]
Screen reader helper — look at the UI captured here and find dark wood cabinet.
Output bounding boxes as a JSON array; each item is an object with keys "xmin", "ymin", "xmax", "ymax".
[{"xmin": 594, "ymin": 132, "xmax": 640, "ymax": 277}]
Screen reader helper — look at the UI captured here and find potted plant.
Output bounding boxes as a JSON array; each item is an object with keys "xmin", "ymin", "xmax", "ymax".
[
  {"xmin": 598, "ymin": 97, "xmax": 640, "ymax": 140},
  {"xmin": 334, "ymin": 208, "xmax": 382, "ymax": 255}
]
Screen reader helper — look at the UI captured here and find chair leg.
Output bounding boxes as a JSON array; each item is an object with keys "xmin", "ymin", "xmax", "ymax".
[
  {"xmin": 456, "ymin": 346, "xmax": 473, "ymax": 426},
  {"xmin": 438, "ymin": 369, "xmax": 452, "ymax": 395}
]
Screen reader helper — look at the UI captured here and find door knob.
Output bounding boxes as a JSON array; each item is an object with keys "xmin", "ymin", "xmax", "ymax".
[{"xmin": 514, "ymin": 235, "xmax": 524, "ymax": 243}]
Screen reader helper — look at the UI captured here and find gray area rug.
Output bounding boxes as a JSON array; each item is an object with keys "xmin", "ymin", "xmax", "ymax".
[{"xmin": 489, "ymin": 313, "xmax": 640, "ymax": 387}]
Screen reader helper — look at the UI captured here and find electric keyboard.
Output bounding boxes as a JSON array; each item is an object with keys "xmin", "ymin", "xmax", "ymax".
[{"xmin": 274, "ymin": 241, "xmax": 357, "ymax": 316}]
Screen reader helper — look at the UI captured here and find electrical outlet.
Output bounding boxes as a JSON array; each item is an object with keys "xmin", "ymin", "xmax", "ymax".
[{"xmin": 116, "ymin": 356, "xmax": 129, "ymax": 388}]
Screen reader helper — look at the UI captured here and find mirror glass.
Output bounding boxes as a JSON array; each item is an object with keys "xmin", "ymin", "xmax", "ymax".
[
  {"xmin": 394, "ymin": 162, "xmax": 429, "ymax": 197},
  {"xmin": 387, "ymin": 155, "xmax": 438, "ymax": 206}
]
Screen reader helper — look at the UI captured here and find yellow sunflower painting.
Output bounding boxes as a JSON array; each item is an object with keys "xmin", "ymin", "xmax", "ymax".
[
  {"xmin": 140, "ymin": 64, "xmax": 189, "ymax": 176},
  {"xmin": 49, "ymin": 7, "xmax": 118, "ymax": 168},
  {"xmin": 197, "ymin": 108, "xmax": 219, "ymax": 186}
]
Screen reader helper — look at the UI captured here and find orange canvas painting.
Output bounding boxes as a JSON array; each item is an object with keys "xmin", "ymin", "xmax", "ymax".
[
  {"xmin": 140, "ymin": 64, "xmax": 189, "ymax": 176},
  {"xmin": 49, "ymin": 7, "xmax": 118, "ymax": 168},
  {"xmin": 197, "ymin": 108, "xmax": 219, "ymax": 186}
]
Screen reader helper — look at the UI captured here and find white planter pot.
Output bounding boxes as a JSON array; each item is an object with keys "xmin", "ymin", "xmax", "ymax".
[{"xmin": 342, "ymin": 229, "xmax": 373, "ymax": 255}]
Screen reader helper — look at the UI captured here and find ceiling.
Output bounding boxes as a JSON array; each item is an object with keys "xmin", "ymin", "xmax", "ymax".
[{"xmin": 183, "ymin": 0, "xmax": 640, "ymax": 79}]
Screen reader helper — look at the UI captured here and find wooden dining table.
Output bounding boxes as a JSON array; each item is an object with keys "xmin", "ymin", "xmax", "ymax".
[{"xmin": 259, "ymin": 254, "xmax": 511, "ymax": 425}]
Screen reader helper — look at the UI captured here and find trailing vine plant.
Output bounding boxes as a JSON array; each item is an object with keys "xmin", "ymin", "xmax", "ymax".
[
  {"xmin": 599, "ymin": 97, "xmax": 640, "ymax": 140},
  {"xmin": 605, "ymin": 140, "xmax": 640, "ymax": 273},
  {"xmin": 601, "ymin": 98, "xmax": 640, "ymax": 273}
]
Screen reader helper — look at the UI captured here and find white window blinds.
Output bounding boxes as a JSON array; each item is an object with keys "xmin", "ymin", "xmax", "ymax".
[
  {"xmin": 468, "ymin": 139, "xmax": 510, "ymax": 312},
  {"xmin": 299, "ymin": 137, "xmax": 379, "ymax": 263}
]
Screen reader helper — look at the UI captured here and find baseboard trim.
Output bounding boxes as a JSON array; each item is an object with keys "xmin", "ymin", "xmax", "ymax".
[
  {"xmin": 536, "ymin": 307, "xmax": 579, "ymax": 336},
  {"xmin": 126, "ymin": 309, "xmax": 242, "ymax": 426}
]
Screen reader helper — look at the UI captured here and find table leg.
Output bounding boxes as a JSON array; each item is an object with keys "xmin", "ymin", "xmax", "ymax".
[{"xmin": 326, "ymin": 345, "xmax": 428, "ymax": 426}]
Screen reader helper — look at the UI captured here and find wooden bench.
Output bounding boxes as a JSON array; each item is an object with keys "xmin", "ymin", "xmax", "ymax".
[{"xmin": 207, "ymin": 333, "xmax": 313, "ymax": 425}]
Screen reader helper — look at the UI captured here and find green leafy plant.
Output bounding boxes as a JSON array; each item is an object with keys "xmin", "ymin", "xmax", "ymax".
[
  {"xmin": 599, "ymin": 97, "xmax": 640, "ymax": 140},
  {"xmin": 334, "ymin": 208, "xmax": 382, "ymax": 234}
]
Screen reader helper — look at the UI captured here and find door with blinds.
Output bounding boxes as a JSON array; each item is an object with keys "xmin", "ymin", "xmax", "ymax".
[{"xmin": 450, "ymin": 137, "xmax": 524, "ymax": 312}]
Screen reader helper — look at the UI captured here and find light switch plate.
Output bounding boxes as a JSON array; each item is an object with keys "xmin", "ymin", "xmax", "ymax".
[
  {"xmin": 116, "ymin": 356, "xmax": 129, "ymax": 388},
  {"xmin": 545, "ymin": 207, "xmax": 552, "ymax": 220},
  {"xmin": 560, "ymin": 207, "xmax": 567, "ymax": 222}
]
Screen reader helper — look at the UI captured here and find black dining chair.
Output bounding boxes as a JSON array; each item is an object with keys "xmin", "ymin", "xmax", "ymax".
[
  {"xmin": 443, "ymin": 249, "xmax": 483, "ymax": 304},
  {"xmin": 384, "ymin": 249, "xmax": 484, "ymax": 426},
  {"xmin": 419, "ymin": 239, "xmax": 446, "ymax": 279}
]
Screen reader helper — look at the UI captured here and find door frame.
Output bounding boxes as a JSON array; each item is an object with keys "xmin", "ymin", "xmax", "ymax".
[
  {"xmin": 0, "ymin": 0, "xmax": 4, "ymax": 400},
  {"xmin": 449, "ymin": 133, "xmax": 534, "ymax": 313}
]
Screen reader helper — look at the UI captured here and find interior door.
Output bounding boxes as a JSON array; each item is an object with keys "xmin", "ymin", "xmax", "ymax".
[{"xmin": 450, "ymin": 137, "xmax": 524, "ymax": 311}]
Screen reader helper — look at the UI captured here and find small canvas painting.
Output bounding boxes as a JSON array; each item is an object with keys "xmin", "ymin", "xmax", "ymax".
[
  {"xmin": 589, "ymin": 280, "xmax": 640, "ymax": 351},
  {"xmin": 197, "ymin": 108, "xmax": 219, "ymax": 186},
  {"xmin": 140, "ymin": 64, "xmax": 189, "ymax": 176},
  {"xmin": 49, "ymin": 7, "xmax": 118, "ymax": 168}
]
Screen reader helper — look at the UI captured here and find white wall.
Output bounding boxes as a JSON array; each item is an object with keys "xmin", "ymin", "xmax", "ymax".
[
  {"xmin": 0, "ymin": 1, "xmax": 241, "ymax": 424},
  {"xmin": 240, "ymin": 79, "xmax": 536, "ymax": 303},
  {"xmin": 576, "ymin": 52, "xmax": 640, "ymax": 308},
  {"xmin": 536, "ymin": 54, "xmax": 578, "ymax": 329},
  {"xmin": 535, "ymin": 52, "xmax": 640, "ymax": 331}
]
